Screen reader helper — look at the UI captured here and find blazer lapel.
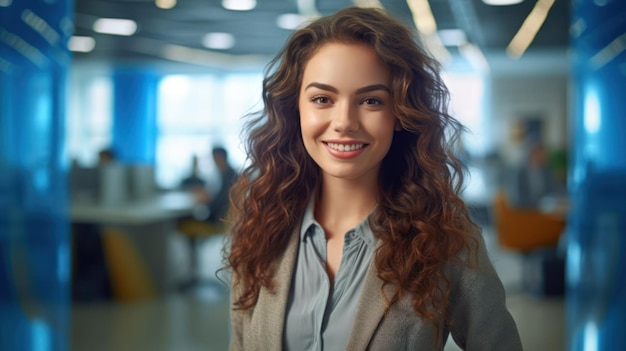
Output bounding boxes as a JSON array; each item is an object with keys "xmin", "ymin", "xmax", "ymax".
[
  {"xmin": 250, "ymin": 228, "xmax": 300, "ymax": 350},
  {"xmin": 346, "ymin": 255, "xmax": 393, "ymax": 350}
]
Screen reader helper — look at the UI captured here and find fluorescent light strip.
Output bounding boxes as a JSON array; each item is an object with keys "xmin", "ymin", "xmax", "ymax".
[
  {"xmin": 589, "ymin": 32, "xmax": 626, "ymax": 70},
  {"xmin": 506, "ymin": 0, "xmax": 555, "ymax": 59},
  {"xmin": 21, "ymin": 9, "xmax": 61, "ymax": 46},
  {"xmin": 406, "ymin": 0, "xmax": 451, "ymax": 64},
  {"xmin": 93, "ymin": 18, "xmax": 137, "ymax": 36},
  {"xmin": 407, "ymin": 0, "xmax": 437, "ymax": 35},
  {"xmin": 0, "ymin": 28, "xmax": 47, "ymax": 67}
]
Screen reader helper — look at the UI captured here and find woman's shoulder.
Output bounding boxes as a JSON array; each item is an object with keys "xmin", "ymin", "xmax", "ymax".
[{"xmin": 441, "ymin": 227, "xmax": 491, "ymax": 280}]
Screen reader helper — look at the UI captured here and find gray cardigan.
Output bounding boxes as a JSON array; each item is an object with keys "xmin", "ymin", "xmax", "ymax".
[{"xmin": 229, "ymin": 228, "xmax": 523, "ymax": 350}]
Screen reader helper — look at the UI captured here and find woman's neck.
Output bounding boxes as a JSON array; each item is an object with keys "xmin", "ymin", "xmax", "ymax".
[{"xmin": 314, "ymin": 176, "xmax": 378, "ymax": 239}]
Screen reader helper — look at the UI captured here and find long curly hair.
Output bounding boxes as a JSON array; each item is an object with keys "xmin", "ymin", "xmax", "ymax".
[{"xmin": 225, "ymin": 6, "xmax": 478, "ymax": 333}]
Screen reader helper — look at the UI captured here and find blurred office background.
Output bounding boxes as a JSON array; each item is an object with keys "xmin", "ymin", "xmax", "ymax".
[{"xmin": 1, "ymin": 0, "xmax": 625, "ymax": 350}]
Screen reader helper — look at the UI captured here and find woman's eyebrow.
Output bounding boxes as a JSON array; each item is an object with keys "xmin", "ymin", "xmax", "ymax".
[
  {"xmin": 304, "ymin": 82, "xmax": 391, "ymax": 94},
  {"xmin": 356, "ymin": 84, "xmax": 391, "ymax": 94},
  {"xmin": 304, "ymin": 82, "xmax": 338, "ymax": 93}
]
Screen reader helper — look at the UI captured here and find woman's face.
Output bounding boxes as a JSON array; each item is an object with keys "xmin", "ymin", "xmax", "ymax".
[{"xmin": 298, "ymin": 42, "xmax": 398, "ymax": 184}]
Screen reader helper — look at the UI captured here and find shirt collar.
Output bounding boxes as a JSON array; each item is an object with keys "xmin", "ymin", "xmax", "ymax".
[
  {"xmin": 299, "ymin": 193, "xmax": 378, "ymax": 249},
  {"xmin": 352, "ymin": 210, "xmax": 377, "ymax": 248},
  {"xmin": 300, "ymin": 194, "xmax": 318, "ymax": 241}
]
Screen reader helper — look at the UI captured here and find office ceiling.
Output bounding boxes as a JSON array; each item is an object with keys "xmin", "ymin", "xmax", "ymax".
[{"xmin": 73, "ymin": 0, "xmax": 571, "ymax": 70}]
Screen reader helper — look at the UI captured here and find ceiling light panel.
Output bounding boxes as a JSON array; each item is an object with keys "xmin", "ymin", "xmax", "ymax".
[
  {"xmin": 68, "ymin": 36, "xmax": 96, "ymax": 52},
  {"xmin": 155, "ymin": 0, "xmax": 176, "ymax": 10},
  {"xmin": 276, "ymin": 13, "xmax": 307, "ymax": 30},
  {"xmin": 222, "ymin": 0, "xmax": 257, "ymax": 11},
  {"xmin": 482, "ymin": 0, "xmax": 524, "ymax": 5},
  {"xmin": 93, "ymin": 18, "xmax": 137, "ymax": 36},
  {"xmin": 202, "ymin": 32, "xmax": 236, "ymax": 50}
]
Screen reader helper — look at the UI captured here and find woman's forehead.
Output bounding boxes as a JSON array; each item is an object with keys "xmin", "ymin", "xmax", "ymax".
[{"xmin": 300, "ymin": 42, "xmax": 391, "ymax": 89}]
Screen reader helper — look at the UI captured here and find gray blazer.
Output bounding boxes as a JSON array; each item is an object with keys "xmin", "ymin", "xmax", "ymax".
[{"xmin": 229, "ymin": 229, "xmax": 523, "ymax": 350}]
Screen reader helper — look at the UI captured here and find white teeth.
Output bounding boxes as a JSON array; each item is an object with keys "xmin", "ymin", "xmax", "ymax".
[{"xmin": 327, "ymin": 143, "xmax": 364, "ymax": 152}]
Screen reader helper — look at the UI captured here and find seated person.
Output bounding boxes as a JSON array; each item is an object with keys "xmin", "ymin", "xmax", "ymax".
[
  {"xmin": 504, "ymin": 139, "xmax": 566, "ymax": 210},
  {"xmin": 98, "ymin": 148, "xmax": 116, "ymax": 166},
  {"xmin": 181, "ymin": 146, "xmax": 238, "ymax": 227},
  {"xmin": 196, "ymin": 147, "xmax": 238, "ymax": 222},
  {"xmin": 179, "ymin": 155, "xmax": 206, "ymax": 190}
]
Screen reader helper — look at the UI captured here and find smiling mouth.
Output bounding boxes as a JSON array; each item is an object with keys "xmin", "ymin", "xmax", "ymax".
[{"xmin": 325, "ymin": 142, "xmax": 366, "ymax": 152}]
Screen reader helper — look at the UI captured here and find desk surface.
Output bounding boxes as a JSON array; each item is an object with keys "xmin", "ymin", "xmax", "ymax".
[{"xmin": 70, "ymin": 191, "xmax": 195, "ymax": 225}]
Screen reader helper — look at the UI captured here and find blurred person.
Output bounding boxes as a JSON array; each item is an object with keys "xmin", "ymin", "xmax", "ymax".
[
  {"xmin": 200, "ymin": 146, "xmax": 237, "ymax": 222},
  {"xmin": 224, "ymin": 7, "xmax": 522, "ymax": 350},
  {"xmin": 185, "ymin": 146, "xmax": 238, "ymax": 224},
  {"xmin": 505, "ymin": 138, "xmax": 566, "ymax": 209},
  {"xmin": 179, "ymin": 154, "xmax": 207, "ymax": 191},
  {"xmin": 97, "ymin": 148, "xmax": 116, "ymax": 166}
]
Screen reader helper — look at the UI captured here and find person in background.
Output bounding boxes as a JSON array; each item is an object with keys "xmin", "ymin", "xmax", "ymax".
[
  {"xmin": 203, "ymin": 147, "xmax": 237, "ymax": 222},
  {"xmin": 179, "ymin": 154, "xmax": 207, "ymax": 191},
  {"xmin": 187, "ymin": 146, "xmax": 238, "ymax": 224},
  {"xmin": 224, "ymin": 7, "xmax": 521, "ymax": 350},
  {"xmin": 176, "ymin": 146, "xmax": 238, "ymax": 291},
  {"xmin": 97, "ymin": 148, "xmax": 116, "ymax": 166},
  {"xmin": 505, "ymin": 137, "xmax": 565, "ymax": 209}
]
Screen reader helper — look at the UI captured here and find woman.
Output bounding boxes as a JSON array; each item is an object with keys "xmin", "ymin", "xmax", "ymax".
[{"xmin": 224, "ymin": 6, "xmax": 522, "ymax": 350}]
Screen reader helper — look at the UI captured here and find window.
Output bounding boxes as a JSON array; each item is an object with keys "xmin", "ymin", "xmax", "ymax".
[
  {"xmin": 67, "ymin": 73, "xmax": 113, "ymax": 166},
  {"xmin": 155, "ymin": 72, "xmax": 262, "ymax": 189},
  {"xmin": 442, "ymin": 72, "xmax": 488, "ymax": 156}
]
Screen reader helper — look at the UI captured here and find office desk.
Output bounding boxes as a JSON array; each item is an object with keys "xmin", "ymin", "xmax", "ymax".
[
  {"xmin": 70, "ymin": 191, "xmax": 196, "ymax": 296},
  {"xmin": 71, "ymin": 191, "xmax": 195, "ymax": 224}
]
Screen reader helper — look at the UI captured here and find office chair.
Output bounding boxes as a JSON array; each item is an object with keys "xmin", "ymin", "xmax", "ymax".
[
  {"xmin": 176, "ymin": 218, "xmax": 225, "ymax": 292},
  {"xmin": 101, "ymin": 228, "xmax": 156, "ymax": 301},
  {"xmin": 493, "ymin": 190, "xmax": 567, "ymax": 296},
  {"xmin": 493, "ymin": 190, "xmax": 565, "ymax": 252}
]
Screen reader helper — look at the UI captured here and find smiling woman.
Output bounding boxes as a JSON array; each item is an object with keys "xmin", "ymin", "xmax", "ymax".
[
  {"xmin": 224, "ymin": 6, "xmax": 522, "ymax": 351},
  {"xmin": 298, "ymin": 42, "xmax": 397, "ymax": 185}
]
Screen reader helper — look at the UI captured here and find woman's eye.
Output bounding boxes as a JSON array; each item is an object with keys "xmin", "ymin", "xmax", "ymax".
[
  {"xmin": 362, "ymin": 98, "xmax": 382, "ymax": 105},
  {"xmin": 312, "ymin": 96, "xmax": 330, "ymax": 104}
]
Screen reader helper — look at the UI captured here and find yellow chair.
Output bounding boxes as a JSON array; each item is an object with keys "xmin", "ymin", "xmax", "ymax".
[
  {"xmin": 493, "ymin": 191, "xmax": 566, "ymax": 252},
  {"xmin": 101, "ymin": 228, "xmax": 156, "ymax": 301}
]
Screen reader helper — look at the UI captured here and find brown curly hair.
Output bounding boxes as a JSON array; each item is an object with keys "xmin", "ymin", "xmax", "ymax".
[{"xmin": 225, "ymin": 6, "xmax": 478, "ymax": 334}]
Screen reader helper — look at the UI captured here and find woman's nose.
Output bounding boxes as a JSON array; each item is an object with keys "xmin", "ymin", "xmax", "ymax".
[{"xmin": 331, "ymin": 101, "xmax": 359, "ymax": 133}]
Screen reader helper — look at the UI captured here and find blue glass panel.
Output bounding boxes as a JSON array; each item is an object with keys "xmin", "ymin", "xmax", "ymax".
[
  {"xmin": 567, "ymin": 0, "xmax": 626, "ymax": 349},
  {"xmin": 0, "ymin": 0, "xmax": 72, "ymax": 350}
]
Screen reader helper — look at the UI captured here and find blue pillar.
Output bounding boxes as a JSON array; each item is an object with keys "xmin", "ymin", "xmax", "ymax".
[
  {"xmin": 0, "ymin": 0, "xmax": 72, "ymax": 350},
  {"xmin": 567, "ymin": 0, "xmax": 626, "ymax": 350},
  {"xmin": 111, "ymin": 68, "xmax": 159, "ymax": 164}
]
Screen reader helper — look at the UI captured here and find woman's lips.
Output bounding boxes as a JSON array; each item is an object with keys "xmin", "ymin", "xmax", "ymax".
[{"xmin": 323, "ymin": 141, "xmax": 367, "ymax": 159}]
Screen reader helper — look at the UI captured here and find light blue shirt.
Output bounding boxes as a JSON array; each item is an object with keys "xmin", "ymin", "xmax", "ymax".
[{"xmin": 283, "ymin": 196, "xmax": 377, "ymax": 351}]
